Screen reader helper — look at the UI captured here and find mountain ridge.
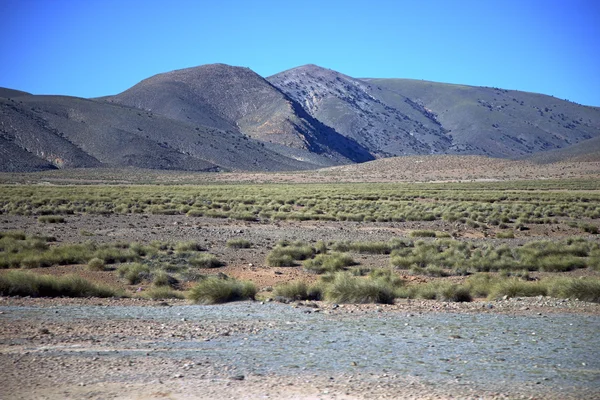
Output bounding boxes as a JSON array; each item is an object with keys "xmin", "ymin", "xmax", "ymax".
[{"xmin": 2, "ymin": 63, "xmax": 600, "ymax": 172}]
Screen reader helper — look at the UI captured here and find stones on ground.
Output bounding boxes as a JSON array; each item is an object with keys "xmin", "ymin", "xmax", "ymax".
[{"xmin": 229, "ymin": 374, "xmax": 245, "ymax": 381}]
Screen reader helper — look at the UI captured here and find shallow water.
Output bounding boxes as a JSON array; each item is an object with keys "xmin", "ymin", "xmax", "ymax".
[{"xmin": 3, "ymin": 303, "xmax": 600, "ymax": 394}]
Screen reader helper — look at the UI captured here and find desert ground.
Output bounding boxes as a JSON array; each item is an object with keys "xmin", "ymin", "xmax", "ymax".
[{"xmin": 1, "ymin": 164, "xmax": 600, "ymax": 399}]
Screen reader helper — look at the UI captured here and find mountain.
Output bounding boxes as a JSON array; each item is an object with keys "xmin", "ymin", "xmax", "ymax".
[
  {"xmin": 105, "ymin": 64, "xmax": 373, "ymax": 164},
  {"xmin": 2, "ymin": 63, "xmax": 600, "ymax": 173},
  {"xmin": 268, "ymin": 65, "xmax": 453, "ymax": 158},
  {"xmin": 269, "ymin": 65, "xmax": 600, "ymax": 158},
  {"xmin": 523, "ymin": 135, "xmax": 600, "ymax": 163},
  {"xmin": 0, "ymin": 93, "xmax": 327, "ymax": 172},
  {"xmin": 363, "ymin": 77, "xmax": 600, "ymax": 158}
]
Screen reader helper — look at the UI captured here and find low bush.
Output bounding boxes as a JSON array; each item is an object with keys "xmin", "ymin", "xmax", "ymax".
[
  {"xmin": 332, "ymin": 241, "xmax": 392, "ymax": 254},
  {"xmin": 0, "ymin": 271, "xmax": 121, "ymax": 298},
  {"xmin": 303, "ymin": 253, "xmax": 355, "ymax": 274},
  {"xmin": 190, "ymin": 253, "xmax": 223, "ymax": 268},
  {"xmin": 266, "ymin": 243, "xmax": 315, "ymax": 267},
  {"xmin": 175, "ymin": 241, "xmax": 204, "ymax": 253},
  {"xmin": 579, "ymin": 223, "xmax": 599, "ymax": 234},
  {"xmin": 87, "ymin": 257, "xmax": 106, "ymax": 271},
  {"xmin": 324, "ymin": 272, "xmax": 396, "ymax": 304},
  {"xmin": 409, "ymin": 230, "xmax": 436, "ymax": 238},
  {"xmin": 487, "ymin": 279, "xmax": 548, "ymax": 299},
  {"xmin": 152, "ymin": 270, "xmax": 177, "ymax": 287},
  {"xmin": 226, "ymin": 239, "xmax": 252, "ymax": 249},
  {"xmin": 548, "ymin": 278, "xmax": 600, "ymax": 303},
  {"xmin": 38, "ymin": 216, "xmax": 65, "ymax": 224},
  {"xmin": 496, "ymin": 231, "xmax": 515, "ymax": 239},
  {"xmin": 273, "ymin": 281, "xmax": 322, "ymax": 301},
  {"xmin": 396, "ymin": 281, "xmax": 472, "ymax": 302},
  {"xmin": 187, "ymin": 277, "xmax": 256, "ymax": 304},
  {"xmin": 117, "ymin": 263, "xmax": 150, "ymax": 284}
]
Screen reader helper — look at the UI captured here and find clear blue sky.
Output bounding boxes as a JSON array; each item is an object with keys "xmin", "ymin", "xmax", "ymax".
[{"xmin": 1, "ymin": 0, "xmax": 599, "ymax": 106}]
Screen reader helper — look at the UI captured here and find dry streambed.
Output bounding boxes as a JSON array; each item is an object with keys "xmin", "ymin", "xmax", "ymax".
[{"xmin": 1, "ymin": 301, "xmax": 599, "ymax": 399}]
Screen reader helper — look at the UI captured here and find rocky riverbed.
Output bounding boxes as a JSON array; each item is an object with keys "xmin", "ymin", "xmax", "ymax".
[{"xmin": 1, "ymin": 297, "xmax": 599, "ymax": 399}]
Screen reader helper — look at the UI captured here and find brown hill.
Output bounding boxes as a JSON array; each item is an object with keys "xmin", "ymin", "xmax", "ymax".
[
  {"xmin": 0, "ymin": 93, "xmax": 325, "ymax": 172},
  {"xmin": 105, "ymin": 64, "xmax": 373, "ymax": 164}
]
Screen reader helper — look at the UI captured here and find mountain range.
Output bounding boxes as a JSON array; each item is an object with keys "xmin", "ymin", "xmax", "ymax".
[{"xmin": 1, "ymin": 64, "xmax": 599, "ymax": 172}]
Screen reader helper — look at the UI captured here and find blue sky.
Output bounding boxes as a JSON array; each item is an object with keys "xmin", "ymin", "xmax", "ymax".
[{"xmin": 1, "ymin": 0, "xmax": 599, "ymax": 106}]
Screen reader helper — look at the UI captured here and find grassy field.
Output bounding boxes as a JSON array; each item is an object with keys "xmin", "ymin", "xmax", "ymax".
[
  {"xmin": 1, "ymin": 179, "xmax": 599, "ymax": 303},
  {"xmin": 1, "ymin": 180, "xmax": 600, "ymax": 230}
]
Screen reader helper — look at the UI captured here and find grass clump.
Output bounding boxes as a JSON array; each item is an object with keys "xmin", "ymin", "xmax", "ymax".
[
  {"xmin": 266, "ymin": 242, "xmax": 315, "ymax": 267},
  {"xmin": 273, "ymin": 281, "xmax": 322, "ymax": 301},
  {"xmin": 38, "ymin": 216, "xmax": 65, "ymax": 224},
  {"xmin": 0, "ymin": 270, "xmax": 121, "ymax": 298},
  {"xmin": 226, "ymin": 239, "xmax": 252, "ymax": 249},
  {"xmin": 409, "ymin": 230, "xmax": 437, "ymax": 238},
  {"xmin": 324, "ymin": 272, "xmax": 396, "ymax": 304},
  {"xmin": 175, "ymin": 241, "xmax": 204, "ymax": 253},
  {"xmin": 396, "ymin": 281, "xmax": 472, "ymax": 302},
  {"xmin": 151, "ymin": 270, "xmax": 177, "ymax": 287},
  {"xmin": 496, "ymin": 231, "xmax": 515, "ymax": 239},
  {"xmin": 331, "ymin": 241, "xmax": 392, "ymax": 254},
  {"xmin": 187, "ymin": 277, "xmax": 256, "ymax": 304},
  {"xmin": 303, "ymin": 253, "xmax": 355, "ymax": 274},
  {"xmin": 87, "ymin": 257, "xmax": 106, "ymax": 271},
  {"xmin": 190, "ymin": 253, "xmax": 223, "ymax": 268},
  {"xmin": 117, "ymin": 263, "xmax": 150, "ymax": 284}
]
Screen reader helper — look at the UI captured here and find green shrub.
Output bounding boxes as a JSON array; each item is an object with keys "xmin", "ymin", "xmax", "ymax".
[
  {"xmin": 117, "ymin": 263, "xmax": 150, "ymax": 284},
  {"xmin": 324, "ymin": 272, "xmax": 396, "ymax": 304},
  {"xmin": 87, "ymin": 257, "xmax": 106, "ymax": 271},
  {"xmin": 0, "ymin": 231, "xmax": 27, "ymax": 240},
  {"xmin": 187, "ymin": 277, "xmax": 256, "ymax": 304},
  {"xmin": 190, "ymin": 253, "xmax": 223, "ymax": 268},
  {"xmin": 226, "ymin": 239, "xmax": 252, "ymax": 249},
  {"xmin": 266, "ymin": 252, "xmax": 295, "ymax": 267},
  {"xmin": 496, "ymin": 231, "xmax": 515, "ymax": 239},
  {"xmin": 38, "ymin": 215, "xmax": 65, "ymax": 224},
  {"xmin": 488, "ymin": 279, "xmax": 548, "ymax": 300},
  {"xmin": 0, "ymin": 271, "xmax": 120, "ymax": 298},
  {"xmin": 152, "ymin": 270, "xmax": 177, "ymax": 287},
  {"xmin": 410, "ymin": 230, "xmax": 437, "ymax": 238},
  {"xmin": 273, "ymin": 281, "xmax": 322, "ymax": 301},
  {"xmin": 266, "ymin": 243, "xmax": 314, "ymax": 267},
  {"xmin": 303, "ymin": 253, "xmax": 355, "ymax": 274},
  {"xmin": 548, "ymin": 278, "xmax": 600, "ymax": 303},
  {"xmin": 439, "ymin": 284, "xmax": 472, "ymax": 302},
  {"xmin": 175, "ymin": 241, "xmax": 204, "ymax": 253},
  {"xmin": 369, "ymin": 268, "xmax": 405, "ymax": 286},
  {"xmin": 579, "ymin": 223, "xmax": 599, "ymax": 234}
]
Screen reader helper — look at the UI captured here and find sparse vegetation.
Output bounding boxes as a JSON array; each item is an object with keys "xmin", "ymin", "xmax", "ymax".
[
  {"xmin": 187, "ymin": 277, "xmax": 257, "ymax": 304},
  {"xmin": 323, "ymin": 272, "xmax": 397, "ymax": 304},
  {"xmin": 87, "ymin": 257, "xmax": 106, "ymax": 271},
  {"xmin": 266, "ymin": 241, "xmax": 315, "ymax": 267},
  {"xmin": 273, "ymin": 281, "xmax": 322, "ymax": 301},
  {"xmin": 226, "ymin": 238, "xmax": 252, "ymax": 249},
  {"xmin": 117, "ymin": 263, "xmax": 150, "ymax": 285},
  {"xmin": 303, "ymin": 253, "xmax": 356, "ymax": 274},
  {"xmin": 190, "ymin": 253, "xmax": 223, "ymax": 268},
  {"xmin": 0, "ymin": 271, "xmax": 121, "ymax": 298},
  {"xmin": 38, "ymin": 215, "xmax": 65, "ymax": 224}
]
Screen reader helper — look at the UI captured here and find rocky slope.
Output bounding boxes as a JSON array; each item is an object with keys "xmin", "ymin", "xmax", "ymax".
[
  {"xmin": 105, "ymin": 64, "xmax": 373, "ymax": 164},
  {"xmin": 2, "ymin": 63, "xmax": 600, "ymax": 172},
  {"xmin": 269, "ymin": 65, "xmax": 600, "ymax": 158}
]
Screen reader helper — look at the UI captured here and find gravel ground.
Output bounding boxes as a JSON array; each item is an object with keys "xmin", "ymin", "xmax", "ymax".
[{"xmin": 1, "ymin": 297, "xmax": 599, "ymax": 400}]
